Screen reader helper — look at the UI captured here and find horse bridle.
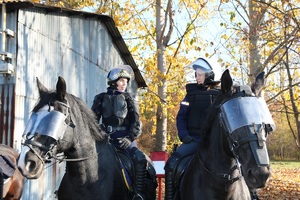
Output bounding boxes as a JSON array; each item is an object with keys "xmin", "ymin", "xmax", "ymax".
[
  {"xmin": 197, "ymin": 152, "xmax": 242, "ymax": 185},
  {"xmin": 197, "ymin": 93, "xmax": 274, "ymax": 185},
  {"xmin": 22, "ymin": 102, "xmax": 107, "ymax": 164},
  {"xmin": 22, "ymin": 102, "xmax": 72, "ymax": 164},
  {"xmin": 197, "ymin": 121, "xmax": 244, "ymax": 185}
]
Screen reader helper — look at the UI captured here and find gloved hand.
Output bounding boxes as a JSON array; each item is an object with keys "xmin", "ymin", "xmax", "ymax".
[
  {"xmin": 118, "ymin": 137, "xmax": 132, "ymax": 149},
  {"xmin": 182, "ymin": 135, "xmax": 194, "ymax": 144}
]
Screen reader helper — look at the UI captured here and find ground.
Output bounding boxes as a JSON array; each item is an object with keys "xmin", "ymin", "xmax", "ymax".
[
  {"xmin": 257, "ymin": 164, "xmax": 300, "ymax": 200},
  {"xmin": 156, "ymin": 161, "xmax": 300, "ymax": 200}
]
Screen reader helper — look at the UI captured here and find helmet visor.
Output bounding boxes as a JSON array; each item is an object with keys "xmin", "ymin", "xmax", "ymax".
[
  {"xmin": 186, "ymin": 57, "xmax": 222, "ymax": 84},
  {"xmin": 107, "ymin": 65, "xmax": 135, "ymax": 85}
]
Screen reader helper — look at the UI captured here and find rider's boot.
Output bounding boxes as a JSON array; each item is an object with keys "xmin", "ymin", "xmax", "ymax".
[
  {"xmin": 164, "ymin": 152, "xmax": 180, "ymax": 200},
  {"xmin": 131, "ymin": 147, "xmax": 147, "ymax": 200},
  {"xmin": 164, "ymin": 168, "xmax": 175, "ymax": 200}
]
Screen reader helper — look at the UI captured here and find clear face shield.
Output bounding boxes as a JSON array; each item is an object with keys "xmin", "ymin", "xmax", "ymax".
[
  {"xmin": 220, "ymin": 97, "xmax": 276, "ymax": 134},
  {"xmin": 23, "ymin": 104, "xmax": 69, "ymax": 141}
]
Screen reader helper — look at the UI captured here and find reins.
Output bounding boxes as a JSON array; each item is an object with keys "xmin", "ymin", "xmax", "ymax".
[
  {"xmin": 22, "ymin": 135, "xmax": 109, "ymax": 164},
  {"xmin": 54, "ymin": 138, "xmax": 108, "ymax": 163}
]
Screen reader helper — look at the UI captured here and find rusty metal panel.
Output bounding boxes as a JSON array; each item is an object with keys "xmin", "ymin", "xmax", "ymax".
[
  {"xmin": 14, "ymin": 5, "xmax": 137, "ymax": 200},
  {"xmin": 0, "ymin": 81, "xmax": 15, "ymax": 146}
]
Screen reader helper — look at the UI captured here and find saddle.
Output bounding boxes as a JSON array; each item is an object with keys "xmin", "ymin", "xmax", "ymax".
[
  {"xmin": 0, "ymin": 155, "xmax": 16, "ymax": 179},
  {"xmin": 173, "ymin": 154, "xmax": 193, "ymax": 189},
  {"xmin": 113, "ymin": 148, "xmax": 157, "ymax": 191}
]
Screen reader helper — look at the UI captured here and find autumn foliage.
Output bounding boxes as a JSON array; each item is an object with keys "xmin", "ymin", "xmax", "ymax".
[{"xmin": 257, "ymin": 162, "xmax": 300, "ymax": 200}]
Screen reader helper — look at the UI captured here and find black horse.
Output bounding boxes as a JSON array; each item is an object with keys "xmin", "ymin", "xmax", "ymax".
[
  {"xmin": 17, "ymin": 77, "xmax": 157, "ymax": 200},
  {"xmin": 178, "ymin": 69, "xmax": 275, "ymax": 199}
]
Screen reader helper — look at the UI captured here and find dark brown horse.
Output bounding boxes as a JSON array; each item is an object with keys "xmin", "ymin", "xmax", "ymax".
[
  {"xmin": 17, "ymin": 76, "xmax": 157, "ymax": 200},
  {"xmin": 0, "ymin": 144, "xmax": 24, "ymax": 200},
  {"xmin": 178, "ymin": 70, "xmax": 274, "ymax": 199}
]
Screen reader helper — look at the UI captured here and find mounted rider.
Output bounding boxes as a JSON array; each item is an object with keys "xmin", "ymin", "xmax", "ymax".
[
  {"xmin": 91, "ymin": 65, "xmax": 147, "ymax": 200},
  {"xmin": 164, "ymin": 57, "xmax": 222, "ymax": 200}
]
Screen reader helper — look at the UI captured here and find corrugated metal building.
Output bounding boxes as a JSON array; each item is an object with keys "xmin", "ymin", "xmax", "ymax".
[{"xmin": 0, "ymin": 1, "xmax": 146, "ymax": 199}]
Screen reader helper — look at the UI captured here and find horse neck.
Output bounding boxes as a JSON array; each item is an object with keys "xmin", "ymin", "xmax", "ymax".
[
  {"xmin": 227, "ymin": 177, "xmax": 251, "ymax": 200},
  {"xmin": 204, "ymin": 125, "xmax": 234, "ymax": 170},
  {"xmin": 64, "ymin": 127, "xmax": 101, "ymax": 180},
  {"xmin": 200, "ymin": 125, "xmax": 251, "ymax": 199}
]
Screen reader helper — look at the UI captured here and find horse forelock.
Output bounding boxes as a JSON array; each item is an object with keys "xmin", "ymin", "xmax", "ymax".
[{"xmin": 32, "ymin": 90, "xmax": 56, "ymax": 112}]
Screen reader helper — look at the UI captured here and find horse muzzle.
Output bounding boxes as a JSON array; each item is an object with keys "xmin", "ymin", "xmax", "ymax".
[
  {"xmin": 17, "ymin": 146, "xmax": 45, "ymax": 179},
  {"xmin": 245, "ymin": 165, "xmax": 271, "ymax": 188}
]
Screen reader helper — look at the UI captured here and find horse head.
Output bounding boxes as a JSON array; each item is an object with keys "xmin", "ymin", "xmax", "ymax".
[
  {"xmin": 17, "ymin": 76, "xmax": 105, "ymax": 179},
  {"xmin": 212, "ymin": 69, "xmax": 274, "ymax": 189}
]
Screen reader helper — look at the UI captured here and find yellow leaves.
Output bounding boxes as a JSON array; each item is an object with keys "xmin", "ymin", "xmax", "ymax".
[
  {"xmin": 145, "ymin": 66, "xmax": 151, "ymax": 72},
  {"xmin": 267, "ymin": 41, "xmax": 276, "ymax": 48},
  {"xmin": 221, "ymin": 34, "xmax": 229, "ymax": 40},
  {"xmin": 42, "ymin": 0, "xmax": 95, "ymax": 9}
]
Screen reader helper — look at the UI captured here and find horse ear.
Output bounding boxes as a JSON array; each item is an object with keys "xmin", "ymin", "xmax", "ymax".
[
  {"xmin": 36, "ymin": 77, "xmax": 49, "ymax": 95},
  {"xmin": 221, "ymin": 69, "xmax": 233, "ymax": 94},
  {"xmin": 56, "ymin": 76, "xmax": 67, "ymax": 100},
  {"xmin": 251, "ymin": 72, "xmax": 265, "ymax": 96}
]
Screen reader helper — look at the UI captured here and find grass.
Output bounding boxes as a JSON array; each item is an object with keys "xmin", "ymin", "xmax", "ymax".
[{"xmin": 270, "ymin": 160, "xmax": 300, "ymax": 169}]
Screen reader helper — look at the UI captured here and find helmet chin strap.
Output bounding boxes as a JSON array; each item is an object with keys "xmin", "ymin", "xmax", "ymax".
[{"xmin": 196, "ymin": 84, "xmax": 207, "ymax": 89}]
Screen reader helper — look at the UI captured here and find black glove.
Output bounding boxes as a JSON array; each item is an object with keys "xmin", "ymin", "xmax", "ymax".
[
  {"xmin": 118, "ymin": 137, "xmax": 132, "ymax": 149},
  {"xmin": 182, "ymin": 135, "xmax": 194, "ymax": 144}
]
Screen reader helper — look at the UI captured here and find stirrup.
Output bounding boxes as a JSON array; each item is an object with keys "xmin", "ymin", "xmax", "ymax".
[{"xmin": 132, "ymin": 193, "xmax": 144, "ymax": 200}]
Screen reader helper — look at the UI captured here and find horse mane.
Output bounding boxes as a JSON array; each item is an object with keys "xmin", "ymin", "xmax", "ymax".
[
  {"xmin": 200, "ymin": 87, "xmax": 235, "ymax": 148},
  {"xmin": 32, "ymin": 90, "xmax": 106, "ymax": 141}
]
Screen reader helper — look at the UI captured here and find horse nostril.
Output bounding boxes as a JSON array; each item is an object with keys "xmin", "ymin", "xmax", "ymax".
[{"xmin": 26, "ymin": 160, "xmax": 37, "ymax": 172}]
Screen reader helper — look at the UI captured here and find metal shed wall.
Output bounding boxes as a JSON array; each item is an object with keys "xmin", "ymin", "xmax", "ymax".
[{"xmin": 0, "ymin": 3, "xmax": 144, "ymax": 199}]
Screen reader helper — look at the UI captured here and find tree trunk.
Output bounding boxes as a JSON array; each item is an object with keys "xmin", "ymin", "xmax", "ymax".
[
  {"xmin": 248, "ymin": 0, "xmax": 263, "ymax": 82},
  {"xmin": 155, "ymin": 0, "xmax": 167, "ymax": 151}
]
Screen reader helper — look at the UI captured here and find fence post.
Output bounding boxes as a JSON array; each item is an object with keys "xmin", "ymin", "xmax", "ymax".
[{"xmin": 150, "ymin": 151, "xmax": 169, "ymax": 200}]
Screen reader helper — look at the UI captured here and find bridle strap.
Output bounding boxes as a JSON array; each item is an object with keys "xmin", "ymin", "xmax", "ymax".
[
  {"xmin": 197, "ymin": 152, "xmax": 242, "ymax": 184},
  {"xmin": 233, "ymin": 136, "xmax": 259, "ymax": 150},
  {"xmin": 21, "ymin": 141, "xmax": 46, "ymax": 165}
]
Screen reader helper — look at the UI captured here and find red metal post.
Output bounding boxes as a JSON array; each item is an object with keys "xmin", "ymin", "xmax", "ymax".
[{"xmin": 150, "ymin": 151, "xmax": 169, "ymax": 200}]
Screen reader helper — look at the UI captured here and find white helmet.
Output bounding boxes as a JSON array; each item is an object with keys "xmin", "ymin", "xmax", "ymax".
[{"xmin": 187, "ymin": 57, "xmax": 222, "ymax": 85}]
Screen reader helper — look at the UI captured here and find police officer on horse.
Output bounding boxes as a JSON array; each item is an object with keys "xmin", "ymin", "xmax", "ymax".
[
  {"xmin": 92, "ymin": 65, "xmax": 147, "ymax": 200},
  {"xmin": 164, "ymin": 57, "xmax": 222, "ymax": 200}
]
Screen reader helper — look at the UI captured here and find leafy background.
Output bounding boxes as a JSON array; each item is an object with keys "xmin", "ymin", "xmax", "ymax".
[{"xmin": 257, "ymin": 162, "xmax": 300, "ymax": 200}]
